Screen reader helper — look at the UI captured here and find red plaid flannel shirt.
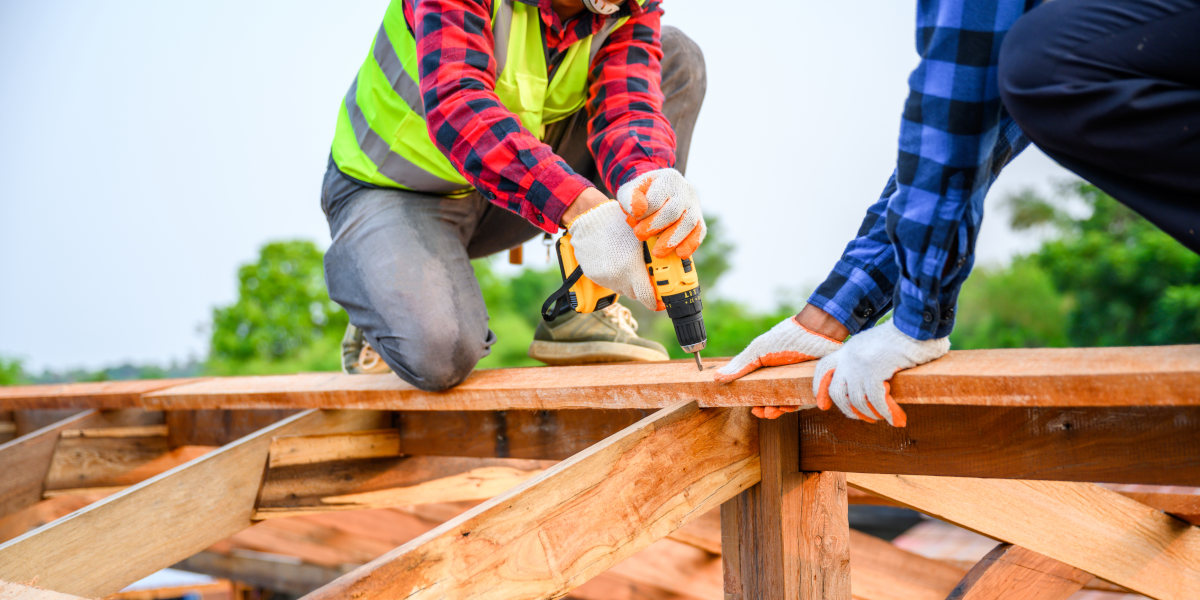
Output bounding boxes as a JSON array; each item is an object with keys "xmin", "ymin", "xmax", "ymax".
[{"xmin": 406, "ymin": 0, "xmax": 676, "ymax": 232}]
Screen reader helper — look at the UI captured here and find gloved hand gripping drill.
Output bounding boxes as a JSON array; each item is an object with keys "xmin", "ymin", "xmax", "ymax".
[{"xmin": 542, "ymin": 170, "xmax": 708, "ymax": 369}]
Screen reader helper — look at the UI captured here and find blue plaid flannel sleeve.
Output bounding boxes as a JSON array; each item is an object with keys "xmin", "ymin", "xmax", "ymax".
[{"xmin": 808, "ymin": 0, "xmax": 1034, "ymax": 340}]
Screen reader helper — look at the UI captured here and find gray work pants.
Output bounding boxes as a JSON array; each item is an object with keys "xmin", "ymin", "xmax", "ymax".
[{"xmin": 321, "ymin": 26, "xmax": 706, "ymax": 391}]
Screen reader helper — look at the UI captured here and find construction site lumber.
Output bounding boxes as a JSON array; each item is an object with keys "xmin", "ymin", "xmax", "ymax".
[
  {"xmin": 721, "ymin": 413, "xmax": 850, "ymax": 600},
  {"xmin": 945, "ymin": 543, "xmax": 1090, "ymax": 600},
  {"xmin": 847, "ymin": 473, "xmax": 1200, "ymax": 600},
  {"xmin": 301, "ymin": 402, "xmax": 759, "ymax": 600},
  {"xmin": 0, "ymin": 345, "xmax": 1196, "ymax": 411},
  {"xmin": 800, "ymin": 404, "xmax": 1200, "ymax": 485},
  {"xmin": 0, "ymin": 410, "xmax": 163, "ymax": 520},
  {"xmin": 0, "ymin": 410, "xmax": 388, "ymax": 597},
  {"xmin": 0, "ymin": 581, "xmax": 87, "ymax": 600}
]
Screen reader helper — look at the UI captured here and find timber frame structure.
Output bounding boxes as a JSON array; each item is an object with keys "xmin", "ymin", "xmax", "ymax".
[{"xmin": 0, "ymin": 345, "xmax": 1198, "ymax": 599}]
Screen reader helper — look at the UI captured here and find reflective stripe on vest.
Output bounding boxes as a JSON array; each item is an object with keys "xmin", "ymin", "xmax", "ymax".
[{"xmin": 331, "ymin": 0, "xmax": 639, "ymax": 193}]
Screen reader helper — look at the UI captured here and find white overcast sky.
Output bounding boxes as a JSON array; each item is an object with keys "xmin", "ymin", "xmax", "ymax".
[{"xmin": 0, "ymin": 1, "xmax": 1069, "ymax": 371}]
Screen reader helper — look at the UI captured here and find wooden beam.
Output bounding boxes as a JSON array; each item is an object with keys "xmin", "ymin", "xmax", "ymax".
[
  {"xmin": 395, "ymin": 409, "xmax": 654, "ymax": 458},
  {"xmin": 0, "ymin": 410, "xmax": 388, "ymax": 597},
  {"xmin": 0, "ymin": 379, "xmax": 197, "ymax": 410},
  {"xmin": 801, "ymin": 405, "xmax": 1200, "ymax": 485},
  {"xmin": 43, "ymin": 433, "xmax": 170, "ymax": 492},
  {"xmin": 254, "ymin": 455, "xmax": 553, "ymax": 518},
  {"xmin": 847, "ymin": 529, "xmax": 965, "ymax": 600},
  {"xmin": 268, "ymin": 429, "xmax": 400, "ymax": 468},
  {"xmin": 846, "ymin": 474, "xmax": 1200, "ymax": 599},
  {"xmin": 303, "ymin": 402, "xmax": 759, "ymax": 600},
  {"xmin": 1105, "ymin": 484, "xmax": 1200, "ymax": 525},
  {"xmin": 946, "ymin": 543, "xmax": 1089, "ymax": 600},
  {"xmin": 0, "ymin": 410, "xmax": 157, "ymax": 519},
  {"xmin": 176, "ymin": 551, "xmax": 352, "ymax": 596},
  {"xmin": 722, "ymin": 413, "xmax": 849, "ymax": 600},
  {"xmin": 0, "ymin": 411, "xmax": 97, "ymax": 519},
  {"xmin": 0, "ymin": 581, "xmax": 88, "ymax": 600},
  {"xmin": 2, "ymin": 346, "xmax": 1195, "ymax": 411},
  {"xmin": 165, "ymin": 409, "xmax": 299, "ymax": 447}
]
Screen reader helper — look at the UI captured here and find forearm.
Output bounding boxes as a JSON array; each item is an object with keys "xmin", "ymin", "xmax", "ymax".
[
  {"xmin": 416, "ymin": 0, "xmax": 592, "ymax": 231},
  {"xmin": 586, "ymin": 5, "xmax": 677, "ymax": 192}
]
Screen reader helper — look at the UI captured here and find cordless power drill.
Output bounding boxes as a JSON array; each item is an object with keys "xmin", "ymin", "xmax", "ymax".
[{"xmin": 541, "ymin": 233, "xmax": 707, "ymax": 370}]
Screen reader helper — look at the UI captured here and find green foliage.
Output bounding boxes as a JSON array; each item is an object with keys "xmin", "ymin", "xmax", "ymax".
[
  {"xmin": 950, "ymin": 260, "xmax": 1070, "ymax": 349},
  {"xmin": 955, "ymin": 182, "xmax": 1200, "ymax": 349},
  {"xmin": 207, "ymin": 240, "xmax": 347, "ymax": 375},
  {"xmin": 0, "ymin": 357, "xmax": 27, "ymax": 386},
  {"xmin": 1024, "ymin": 182, "xmax": 1200, "ymax": 346}
]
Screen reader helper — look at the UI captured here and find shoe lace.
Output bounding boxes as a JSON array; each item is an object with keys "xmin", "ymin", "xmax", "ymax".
[{"xmin": 601, "ymin": 303, "xmax": 639, "ymax": 335}]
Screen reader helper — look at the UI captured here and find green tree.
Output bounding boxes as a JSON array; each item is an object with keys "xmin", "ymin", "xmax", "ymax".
[
  {"xmin": 207, "ymin": 240, "xmax": 347, "ymax": 374},
  {"xmin": 950, "ymin": 260, "xmax": 1071, "ymax": 350},
  {"xmin": 0, "ymin": 357, "xmax": 27, "ymax": 386},
  {"xmin": 1016, "ymin": 182, "xmax": 1200, "ymax": 346}
]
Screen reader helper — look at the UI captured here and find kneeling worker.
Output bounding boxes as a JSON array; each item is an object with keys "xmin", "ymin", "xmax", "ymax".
[{"xmin": 321, "ymin": 0, "xmax": 708, "ymax": 390}]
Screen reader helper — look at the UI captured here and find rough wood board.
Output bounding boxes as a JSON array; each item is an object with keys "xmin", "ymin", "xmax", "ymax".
[
  {"xmin": 268, "ymin": 429, "xmax": 401, "ymax": 468},
  {"xmin": 2, "ymin": 346, "xmax": 1195, "ymax": 410},
  {"xmin": 0, "ymin": 410, "xmax": 388, "ymax": 597},
  {"xmin": 847, "ymin": 529, "xmax": 966, "ymax": 600},
  {"xmin": 0, "ymin": 581, "xmax": 88, "ymax": 600},
  {"xmin": 801, "ymin": 405, "xmax": 1200, "ymax": 485},
  {"xmin": 303, "ymin": 402, "xmax": 759, "ymax": 600},
  {"xmin": 43, "ymin": 435, "xmax": 170, "ymax": 491},
  {"xmin": 165, "ymin": 409, "xmax": 299, "ymax": 447},
  {"xmin": 946, "ymin": 543, "xmax": 1089, "ymax": 600},
  {"xmin": 0, "ymin": 411, "xmax": 97, "ymax": 519},
  {"xmin": 846, "ymin": 473, "xmax": 1200, "ymax": 599},
  {"xmin": 721, "ymin": 413, "xmax": 805, "ymax": 600},
  {"xmin": 0, "ymin": 379, "xmax": 198, "ymax": 410},
  {"xmin": 254, "ymin": 455, "xmax": 553, "ymax": 517},
  {"xmin": 395, "ymin": 409, "xmax": 653, "ymax": 459}
]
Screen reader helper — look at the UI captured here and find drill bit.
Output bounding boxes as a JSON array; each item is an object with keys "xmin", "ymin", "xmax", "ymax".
[{"xmin": 692, "ymin": 352, "xmax": 703, "ymax": 371}]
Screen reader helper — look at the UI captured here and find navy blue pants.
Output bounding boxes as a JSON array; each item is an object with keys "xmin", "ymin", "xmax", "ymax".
[{"xmin": 999, "ymin": 0, "xmax": 1200, "ymax": 252}]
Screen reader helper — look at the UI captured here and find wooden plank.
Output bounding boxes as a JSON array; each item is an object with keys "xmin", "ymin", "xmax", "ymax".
[
  {"xmin": 666, "ymin": 507, "xmax": 721, "ymax": 555},
  {"xmin": 801, "ymin": 405, "xmax": 1200, "ymax": 485},
  {"xmin": 395, "ymin": 409, "xmax": 653, "ymax": 459},
  {"xmin": 0, "ymin": 411, "xmax": 97, "ymax": 519},
  {"xmin": 0, "ymin": 410, "xmax": 388, "ymax": 597},
  {"xmin": 0, "ymin": 581, "xmax": 88, "ymax": 600},
  {"xmin": 721, "ymin": 414, "xmax": 803, "ymax": 600},
  {"xmin": 165, "ymin": 409, "xmax": 299, "ymax": 447},
  {"xmin": 847, "ymin": 529, "xmax": 966, "ymax": 600},
  {"xmin": 1105, "ymin": 484, "xmax": 1200, "ymax": 525},
  {"xmin": 303, "ymin": 403, "xmax": 759, "ymax": 600},
  {"xmin": 268, "ymin": 429, "xmax": 400, "ymax": 468},
  {"xmin": 0, "ymin": 379, "xmax": 197, "ymax": 410},
  {"xmin": 254, "ymin": 455, "xmax": 553, "ymax": 518},
  {"xmin": 43, "ymin": 434, "xmax": 170, "ymax": 491},
  {"xmin": 1, "ymin": 346, "xmax": 1194, "ymax": 411},
  {"xmin": 722, "ymin": 414, "xmax": 849, "ymax": 600},
  {"xmin": 176, "ymin": 551, "xmax": 352, "ymax": 596},
  {"xmin": 946, "ymin": 543, "xmax": 1089, "ymax": 600},
  {"xmin": 846, "ymin": 474, "xmax": 1200, "ymax": 599}
]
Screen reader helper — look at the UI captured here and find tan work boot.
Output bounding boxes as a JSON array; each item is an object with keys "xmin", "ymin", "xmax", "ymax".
[
  {"xmin": 341, "ymin": 323, "xmax": 393, "ymax": 375},
  {"xmin": 528, "ymin": 303, "xmax": 669, "ymax": 365}
]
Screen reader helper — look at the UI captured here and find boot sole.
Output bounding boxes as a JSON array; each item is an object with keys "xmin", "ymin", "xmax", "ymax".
[{"xmin": 528, "ymin": 340, "xmax": 669, "ymax": 365}]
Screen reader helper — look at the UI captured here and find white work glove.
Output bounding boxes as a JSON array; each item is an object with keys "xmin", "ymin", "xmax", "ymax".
[
  {"xmin": 714, "ymin": 316, "xmax": 843, "ymax": 419},
  {"xmin": 616, "ymin": 168, "xmax": 706, "ymax": 259},
  {"xmin": 567, "ymin": 200, "xmax": 658, "ymax": 311},
  {"xmin": 812, "ymin": 320, "xmax": 950, "ymax": 427}
]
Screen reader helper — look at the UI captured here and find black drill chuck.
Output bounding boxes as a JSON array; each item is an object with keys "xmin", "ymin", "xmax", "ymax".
[{"xmin": 662, "ymin": 288, "xmax": 707, "ymax": 353}]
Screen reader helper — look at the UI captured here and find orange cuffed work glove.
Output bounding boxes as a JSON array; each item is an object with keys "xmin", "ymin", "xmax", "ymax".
[
  {"xmin": 713, "ymin": 315, "xmax": 843, "ymax": 419},
  {"xmin": 811, "ymin": 320, "xmax": 950, "ymax": 427},
  {"xmin": 616, "ymin": 168, "xmax": 706, "ymax": 258}
]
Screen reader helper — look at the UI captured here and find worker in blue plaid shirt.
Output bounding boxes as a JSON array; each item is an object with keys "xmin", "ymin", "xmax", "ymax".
[{"xmin": 716, "ymin": 0, "xmax": 1200, "ymax": 425}]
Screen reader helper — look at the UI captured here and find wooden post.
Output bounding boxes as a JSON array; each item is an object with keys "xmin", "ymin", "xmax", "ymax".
[{"xmin": 721, "ymin": 413, "xmax": 850, "ymax": 600}]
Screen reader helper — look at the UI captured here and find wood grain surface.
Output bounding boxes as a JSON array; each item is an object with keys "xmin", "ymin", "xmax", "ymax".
[
  {"xmin": 801, "ymin": 405, "xmax": 1200, "ymax": 485},
  {"xmin": 301, "ymin": 403, "xmax": 760, "ymax": 600},
  {"xmin": 0, "ymin": 345, "xmax": 1195, "ymax": 411},
  {"xmin": 847, "ymin": 473, "xmax": 1200, "ymax": 599}
]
